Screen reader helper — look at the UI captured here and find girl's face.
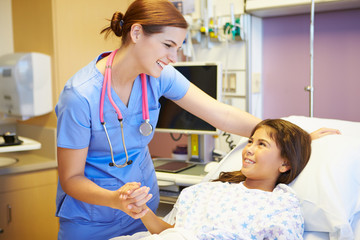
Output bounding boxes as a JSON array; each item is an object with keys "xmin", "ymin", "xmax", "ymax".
[
  {"xmin": 241, "ymin": 127, "xmax": 289, "ymax": 191},
  {"xmin": 135, "ymin": 26, "xmax": 187, "ymax": 78}
]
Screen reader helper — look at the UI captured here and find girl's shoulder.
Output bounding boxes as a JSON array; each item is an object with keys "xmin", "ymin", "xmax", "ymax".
[
  {"xmin": 274, "ymin": 183, "xmax": 297, "ymax": 195},
  {"xmin": 273, "ymin": 184, "xmax": 300, "ymax": 204}
]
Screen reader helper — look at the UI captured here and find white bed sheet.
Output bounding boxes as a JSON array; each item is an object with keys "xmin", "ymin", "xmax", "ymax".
[{"xmin": 303, "ymin": 232, "xmax": 330, "ymax": 240}]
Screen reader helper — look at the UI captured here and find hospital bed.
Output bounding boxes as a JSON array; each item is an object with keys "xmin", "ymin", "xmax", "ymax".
[
  {"xmin": 115, "ymin": 116, "xmax": 360, "ymax": 240},
  {"xmin": 164, "ymin": 116, "xmax": 360, "ymax": 240}
]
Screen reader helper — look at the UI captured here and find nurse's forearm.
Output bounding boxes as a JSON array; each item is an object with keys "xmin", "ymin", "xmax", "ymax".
[
  {"xmin": 221, "ymin": 104, "xmax": 261, "ymax": 137},
  {"xmin": 57, "ymin": 147, "xmax": 131, "ymax": 211},
  {"xmin": 61, "ymin": 176, "xmax": 125, "ymax": 210},
  {"xmin": 175, "ymin": 84, "xmax": 261, "ymax": 137},
  {"xmin": 140, "ymin": 207, "xmax": 174, "ymax": 234}
]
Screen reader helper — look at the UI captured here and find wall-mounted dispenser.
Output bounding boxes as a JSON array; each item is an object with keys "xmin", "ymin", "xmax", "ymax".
[{"xmin": 0, "ymin": 52, "xmax": 52, "ymax": 120}]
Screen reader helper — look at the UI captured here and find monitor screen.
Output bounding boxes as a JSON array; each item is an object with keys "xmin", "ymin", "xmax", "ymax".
[{"xmin": 156, "ymin": 62, "xmax": 222, "ymax": 135}]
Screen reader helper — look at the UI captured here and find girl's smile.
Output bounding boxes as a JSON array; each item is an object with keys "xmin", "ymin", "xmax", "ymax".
[{"xmin": 241, "ymin": 126, "xmax": 289, "ymax": 191}]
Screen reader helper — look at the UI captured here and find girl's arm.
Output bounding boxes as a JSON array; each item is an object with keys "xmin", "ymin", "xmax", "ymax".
[
  {"xmin": 126, "ymin": 191, "xmax": 174, "ymax": 234},
  {"xmin": 175, "ymin": 83, "xmax": 261, "ymax": 138},
  {"xmin": 139, "ymin": 207, "xmax": 174, "ymax": 234}
]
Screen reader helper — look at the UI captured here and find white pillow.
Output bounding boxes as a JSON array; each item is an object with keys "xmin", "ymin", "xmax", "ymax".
[
  {"xmin": 283, "ymin": 115, "xmax": 360, "ymax": 138},
  {"xmin": 284, "ymin": 116, "xmax": 360, "ymax": 240}
]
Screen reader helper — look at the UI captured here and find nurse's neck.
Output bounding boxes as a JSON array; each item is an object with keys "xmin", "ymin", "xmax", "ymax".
[
  {"xmin": 102, "ymin": 47, "xmax": 140, "ymax": 106},
  {"xmin": 111, "ymin": 47, "xmax": 142, "ymax": 85}
]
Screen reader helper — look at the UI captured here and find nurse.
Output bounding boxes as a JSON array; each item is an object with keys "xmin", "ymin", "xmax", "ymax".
[{"xmin": 55, "ymin": 0, "xmax": 261, "ymax": 239}]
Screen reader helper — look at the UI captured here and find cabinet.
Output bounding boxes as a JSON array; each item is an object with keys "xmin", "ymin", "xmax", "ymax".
[
  {"xmin": 0, "ymin": 169, "xmax": 58, "ymax": 240},
  {"xmin": 245, "ymin": 0, "xmax": 360, "ymax": 17}
]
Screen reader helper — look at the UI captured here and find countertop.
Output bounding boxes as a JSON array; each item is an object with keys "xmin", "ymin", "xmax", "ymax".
[
  {"xmin": 153, "ymin": 158, "xmax": 207, "ymax": 186},
  {"xmin": 0, "ymin": 124, "xmax": 57, "ymax": 176},
  {"xmin": 0, "ymin": 151, "xmax": 57, "ymax": 175}
]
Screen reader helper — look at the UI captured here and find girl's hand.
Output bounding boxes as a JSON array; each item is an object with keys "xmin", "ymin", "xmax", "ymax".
[
  {"xmin": 310, "ymin": 127, "xmax": 341, "ymax": 140},
  {"xmin": 114, "ymin": 182, "xmax": 152, "ymax": 219},
  {"xmin": 128, "ymin": 186, "xmax": 153, "ymax": 207},
  {"xmin": 125, "ymin": 186, "xmax": 153, "ymax": 219}
]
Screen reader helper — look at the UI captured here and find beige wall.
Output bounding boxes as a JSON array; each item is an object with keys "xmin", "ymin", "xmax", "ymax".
[
  {"xmin": 12, "ymin": 0, "xmax": 55, "ymax": 127},
  {"xmin": 12, "ymin": 0, "xmax": 133, "ymax": 128},
  {"xmin": 0, "ymin": 0, "xmax": 14, "ymax": 56},
  {"xmin": 51, "ymin": 0, "xmax": 133, "ymax": 99}
]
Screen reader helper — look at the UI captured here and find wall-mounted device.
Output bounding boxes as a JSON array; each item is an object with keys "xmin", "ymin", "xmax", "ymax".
[
  {"xmin": 0, "ymin": 52, "xmax": 52, "ymax": 120},
  {"xmin": 156, "ymin": 61, "xmax": 222, "ymax": 164},
  {"xmin": 156, "ymin": 62, "xmax": 222, "ymax": 135}
]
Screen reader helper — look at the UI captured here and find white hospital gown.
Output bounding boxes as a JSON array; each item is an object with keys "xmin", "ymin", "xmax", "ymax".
[{"xmin": 173, "ymin": 182, "xmax": 304, "ymax": 240}]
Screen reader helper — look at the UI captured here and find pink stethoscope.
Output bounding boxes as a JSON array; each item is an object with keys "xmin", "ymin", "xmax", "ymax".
[{"xmin": 100, "ymin": 49, "xmax": 153, "ymax": 168}]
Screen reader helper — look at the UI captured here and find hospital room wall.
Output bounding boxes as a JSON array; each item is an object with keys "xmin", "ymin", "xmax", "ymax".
[
  {"xmin": 262, "ymin": 9, "xmax": 360, "ymax": 122},
  {"xmin": 149, "ymin": 15, "xmax": 263, "ymax": 158},
  {"xmin": 0, "ymin": 0, "xmax": 133, "ymax": 128},
  {"xmin": 0, "ymin": 0, "xmax": 14, "ymax": 127}
]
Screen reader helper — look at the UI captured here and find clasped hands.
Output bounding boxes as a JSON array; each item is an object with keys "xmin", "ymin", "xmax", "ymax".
[{"xmin": 116, "ymin": 182, "xmax": 152, "ymax": 219}]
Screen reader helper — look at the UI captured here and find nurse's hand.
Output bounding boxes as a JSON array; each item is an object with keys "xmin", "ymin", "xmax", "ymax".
[
  {"xmin": 117, "ymin": 182, "xmax": 142, "ymax": 199},
  {"xmin": 310, "ymin": 128, "xmax": 341, "ymax": 140},
  {"xmin": 114, "ymin": 182, "xmax": 152, "ymax": 218},
  {"xmin": 126, "ymin": 187, "xmax": 153, "ymax": 219}
]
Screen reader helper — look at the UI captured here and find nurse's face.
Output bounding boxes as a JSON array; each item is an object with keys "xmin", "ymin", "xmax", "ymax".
[{"xmin": 136, "ymin": 26, "xmax": 187, "ymax": 78}]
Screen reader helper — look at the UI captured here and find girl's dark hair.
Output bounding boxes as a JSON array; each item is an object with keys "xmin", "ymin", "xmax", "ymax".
[
  {"xmin": 101, "ymin": 0, "xmax": 188, "ymax": 45},
  {"xmin": 214, "ymin": 119, "xmax": 312, "ymax": 185}
]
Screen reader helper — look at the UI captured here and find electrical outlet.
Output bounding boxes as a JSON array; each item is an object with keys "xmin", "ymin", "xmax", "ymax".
[
  {"xmin": 222, "ymin": 73, "xmax": 236, "ymax": 93},
  {"xmin": 252, "ymin": 73, "xmax": 261, "ymax": 93},
  {"xmin": 228, "ymin": 73, "xmax": 236, "ymax": 92}
]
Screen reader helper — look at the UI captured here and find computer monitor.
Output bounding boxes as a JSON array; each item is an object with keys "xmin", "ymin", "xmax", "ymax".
[
  {"xmin": 156, "ymin": 61, "xmax": 222, "ymax": 135},
  {"xmin": 155, "ymin": 62, "xmax": 222, "ymax": 164}
]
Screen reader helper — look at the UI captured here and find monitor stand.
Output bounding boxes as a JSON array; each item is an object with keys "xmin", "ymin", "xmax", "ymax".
[{"xmin": 187, "ymin": 134, "xmax": 214, "ymax": 164}]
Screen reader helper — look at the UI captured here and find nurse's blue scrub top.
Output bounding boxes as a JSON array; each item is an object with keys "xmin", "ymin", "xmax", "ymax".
[{"xmin": 55, "ymin": 52, "xmax": 190, "ymax": 231}]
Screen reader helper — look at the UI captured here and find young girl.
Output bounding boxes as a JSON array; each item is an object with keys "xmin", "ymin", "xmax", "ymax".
[{"xmin": 114, "ymin": 119, "xmax": 312, "ymax": 240}]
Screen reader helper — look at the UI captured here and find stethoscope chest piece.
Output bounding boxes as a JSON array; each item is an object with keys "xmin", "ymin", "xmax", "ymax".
[{"xmin": 139, "ymin": 119, "xmax": 153, "ymax": 136}]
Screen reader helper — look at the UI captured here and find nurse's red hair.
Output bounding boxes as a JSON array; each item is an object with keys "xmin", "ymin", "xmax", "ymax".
[{"xmin": 101, "ymin": 0, "xmax": 188, "ymax": 46}]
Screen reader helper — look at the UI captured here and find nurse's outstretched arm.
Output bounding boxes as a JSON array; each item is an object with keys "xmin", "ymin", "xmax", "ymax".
[
  {"xmin": 175, "ymin": 83, "xmax": 261, "ymax": 137},
  {"xmin": 57, "ymin": 147, "xmax": 146, "ymax": 215},
  {"xmin": 174, "ymin": 83, "xmax": 340, "ymax": 140},
  {"xmin": 310, "ymin": 127, "xmax": 341, "ymax": 140}
]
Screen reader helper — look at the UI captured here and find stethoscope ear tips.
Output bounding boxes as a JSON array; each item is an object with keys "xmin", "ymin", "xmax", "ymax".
[
  {"xmin": 109, "ymin": 162, "xmax": 114, "ymax": 167},
  {"xmin": 127, "ymin": 160, "xmax": 133, "ymax": 165}
]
